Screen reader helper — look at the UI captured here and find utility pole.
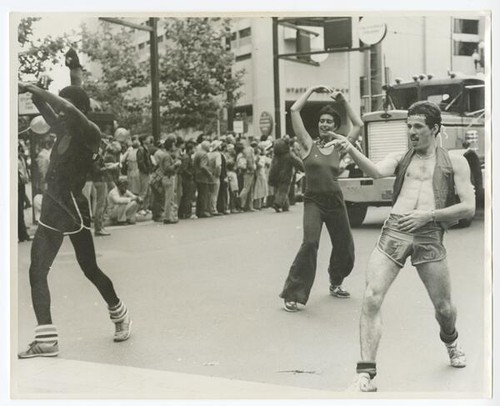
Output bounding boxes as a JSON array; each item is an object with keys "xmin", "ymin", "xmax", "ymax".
[
  {"xmin": 272, "ymin": 17, "xmax": 281, "ymax": 138},
  {"xmin": 99, "ymin": 17, "xmax": 161, "ymax": 140},
  {"xmin": 149, "ymin": 17, "xmax": 161, "ymax": 141}
]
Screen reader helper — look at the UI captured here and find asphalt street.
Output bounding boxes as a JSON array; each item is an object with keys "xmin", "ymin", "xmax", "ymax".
[{"xmin": 13, "ymin": 204, "xmax": 489, "ymax": 398}]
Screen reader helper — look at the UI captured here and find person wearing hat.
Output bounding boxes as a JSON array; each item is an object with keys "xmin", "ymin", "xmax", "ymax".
[{"xmin": 107, "ymin": 176, "xmax": 142, "ymax": 225}]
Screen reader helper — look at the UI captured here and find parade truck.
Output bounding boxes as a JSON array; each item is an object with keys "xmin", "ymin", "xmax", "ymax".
[{"xmin": 339, "ymin": 74, "xmax": 485, "ymax": 227}]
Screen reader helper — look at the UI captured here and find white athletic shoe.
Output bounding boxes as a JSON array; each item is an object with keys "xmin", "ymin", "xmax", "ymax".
[
  {"xmin": 445, "ymin": 339, "xmax": 466, "ymax": 368},
  {"xmin": 346, "ymin": 373, "xmax": 377, "ymax": 392}
]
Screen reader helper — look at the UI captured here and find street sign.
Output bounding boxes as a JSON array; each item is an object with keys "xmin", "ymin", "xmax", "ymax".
[
  {"xmin": 233, "ymin": 120, "xmax": 244, "ymax": 134},
  {"xmin": 259, "ymin": 111, "xmax": 274, "ymax": 137},
  {"xmin": 18, "ymin": 93, "xmax": 39, "ymax": 115},
  {"xmin": 359, "ymin": 17, "xmax": 387, "ymax": 46}
]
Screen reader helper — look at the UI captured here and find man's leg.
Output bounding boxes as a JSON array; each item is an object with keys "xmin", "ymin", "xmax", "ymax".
[
  {"xmin": 69, "ymin": 229, "xmax": 131, "ymax": 342},
  {"xmin": 113, "ymin": 204, "xmax": 128, "ymax": 223},
  {"xmin": 93, "ymin": 182, "xmax": 109, "ymax": 235},
  {"xmin": 199, "ymin": 183, "xmax": 212, "ymax": 217},
  {"xmin": 360, "ymin": 248, "xmax": 401, "ymax": 361},
  {"xmin": 19, "ymin": 226, "xmax": 64, "ymax": 358},
  {"xmin": 347, "ymin": 248, "xmax": 401, "ymax": 391},
  {"xmin": 416, "ymin": 259, "xmax": 465, "ymax": 367},
  {"xmin": 125, "ymin": 201, "xmax": 139, "ymax": 224}
]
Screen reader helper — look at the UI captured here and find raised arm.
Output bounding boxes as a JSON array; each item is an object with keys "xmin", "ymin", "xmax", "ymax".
[
  {"xmin": 31, "ymin": 93, "xmax": 58, "ymax": 126},
  {"xmin": 332, "ymin": 92, "xmax": 364, "ymax": 143},
  {"xmin": 326, "ymin": 134, "xmax": 401, "ymax": 178},
  {"xmin": 19, "ymin": 82, "xmax": 88, "ymax": 128},
  {"xmin": 290, "ymin": 85, "xmax": 333, "ymax": 158}
]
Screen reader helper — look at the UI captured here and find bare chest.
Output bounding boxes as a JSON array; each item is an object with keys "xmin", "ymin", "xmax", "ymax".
[{"xmin": 405, "ymin": 157, "xmax": 436, "ymax": 182}]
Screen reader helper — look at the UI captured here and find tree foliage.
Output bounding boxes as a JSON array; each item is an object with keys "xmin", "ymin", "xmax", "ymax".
[
  {"xmin": 80, "ymin": 21, "xmax": 150, "ymax": 129},
  {"xmin": 159, "ymin": 17, "xmax": 245, "ymax": 133},
  {"xmin": 18, "ymin": 17, "xmax": 73, "ymax": 80}
]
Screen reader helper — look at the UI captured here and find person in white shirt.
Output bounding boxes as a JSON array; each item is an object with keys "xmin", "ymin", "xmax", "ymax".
[{"xmin": 107, "ymin": 176, "xmax": 142, "ymax": 225}]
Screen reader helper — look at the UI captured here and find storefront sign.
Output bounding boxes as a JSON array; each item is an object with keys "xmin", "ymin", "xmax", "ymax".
[
  {"xmin": 259, "ymin": 111, "xmax": 273, "ymax": 136},
  {"xmin": 285, "ymin": 87, "xmax": 349, "ymax": 95}
]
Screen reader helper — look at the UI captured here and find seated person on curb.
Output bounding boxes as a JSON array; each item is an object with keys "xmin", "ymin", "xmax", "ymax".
[
  {"xmin": 107, "ymin": 176, "xmax": 142, "ymax": 225},
  {"xmin": 328, "ymin": 101, "xmax": 475, "ymax": 392}
]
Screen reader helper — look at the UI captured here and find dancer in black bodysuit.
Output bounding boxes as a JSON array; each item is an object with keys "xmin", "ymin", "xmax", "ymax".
[{"xmin": 18, "ymin": 72, "xmax": 131, "ymax": 358}]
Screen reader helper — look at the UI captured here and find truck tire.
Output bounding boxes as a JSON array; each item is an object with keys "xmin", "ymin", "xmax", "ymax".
[
  {"xmin": 346, "ymin": 204, "xmax": 368, "ymax": 227},
  {"xmin": 454, "ymin": 217, "xmax": 473, "ymax": 229},
  {"xmin": 463, "ymin": 150, "xmax": 484, "ymax": 208}
]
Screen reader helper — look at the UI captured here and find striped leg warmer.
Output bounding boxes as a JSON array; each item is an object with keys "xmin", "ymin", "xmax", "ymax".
[
  {"xmin": 35, "ymin": 324, "xmax": 58, "ymax": 343},
  {"xmin": 108, "ymin": 299, "xmax": 128, "ymax": 324}
]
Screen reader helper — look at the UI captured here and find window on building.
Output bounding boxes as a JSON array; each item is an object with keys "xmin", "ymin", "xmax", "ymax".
[
  {"xmin": 324, "ymin": 17, "xmax": 352, "ymax": 49},
  {"xmin": 453, "ymin": 40, "xmax": 479, "ymax": 56},
  {"xmin": 235, "ymin": 53, "xmax": 252, "ymax": 62},
  {"xmin": 158, "ymin": 35, "xmax": 164, "ymax": 43},
  {"xmin": 453, "ymin": 19, "xmax": 479, "ymax": 35},
  {"xmin": 239, "ymin": 27, "xmax": 251, "ymax": 38},
  {"xmin": 230, "ymin": 32, "xmax": 237, "ymax": 42},
  {"xmin": 138, "ymin": 42, "xmax": 145, "ymax": 50}
]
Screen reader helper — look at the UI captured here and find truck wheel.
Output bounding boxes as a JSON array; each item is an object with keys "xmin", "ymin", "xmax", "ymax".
[
  {"xmin": 347, "ymin": 204, "xmax": 367, "ymax": 227},
  {"xmin": 454, "ymin": 217, "xmax": 473, "ymax": 229}
]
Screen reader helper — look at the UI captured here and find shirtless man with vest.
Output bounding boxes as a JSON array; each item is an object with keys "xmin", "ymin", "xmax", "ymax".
[{"xmin": 328, "ymin": 101, "xmax": 475, "ymax": 392}]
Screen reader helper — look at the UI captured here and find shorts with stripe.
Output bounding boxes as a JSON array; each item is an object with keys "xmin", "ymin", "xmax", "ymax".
[
  {"xmin": 377, "ymin": 214, "xmax": 446, "ymax": 268},
  {"xmin": 38, "ymin": 190, "xmax": 91, "ymax": 235}
]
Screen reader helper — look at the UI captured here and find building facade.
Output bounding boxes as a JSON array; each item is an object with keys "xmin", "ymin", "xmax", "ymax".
[{"xmin": 229, "ymin": 14, "xmax": 487, "ymax": 139}]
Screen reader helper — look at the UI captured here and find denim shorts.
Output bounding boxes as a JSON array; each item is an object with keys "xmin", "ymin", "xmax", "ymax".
[{"xmin": 377, "ymin": 214, "xmax": 446, "ymax": 267}]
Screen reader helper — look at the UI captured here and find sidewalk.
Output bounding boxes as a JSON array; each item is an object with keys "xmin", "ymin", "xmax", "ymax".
[{"xmin": 13, "ymin": 358, "xmax": 338, "ymax": 399}]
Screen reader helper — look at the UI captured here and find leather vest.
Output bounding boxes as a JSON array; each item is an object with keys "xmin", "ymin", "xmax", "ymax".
[{"xmin": 393, "ymin": 146, "xmax": 457, "ymax": 229}]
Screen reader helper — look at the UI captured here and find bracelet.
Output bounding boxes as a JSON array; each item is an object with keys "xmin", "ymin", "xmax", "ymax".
[{"xmin": 430, "ymin": 209, "xmax": 436, "ymax": 223}]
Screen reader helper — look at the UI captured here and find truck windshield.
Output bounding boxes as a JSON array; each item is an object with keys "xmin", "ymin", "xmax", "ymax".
[
  {"xmin": 387, "ymin": 87, "xmax": 418, "ymax": 109},
  {"xmin": 421, "ymin": 84, "xmax": 463, "ymax": 114}
]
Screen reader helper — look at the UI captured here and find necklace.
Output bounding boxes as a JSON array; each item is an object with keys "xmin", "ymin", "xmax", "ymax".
[
  {"xmin": 315, "ymin": 139, "xmax": 332, "ymax": 149},
  {"xmin": 415, "ymin": 151, "xmax": 435, "ymax": 159}
]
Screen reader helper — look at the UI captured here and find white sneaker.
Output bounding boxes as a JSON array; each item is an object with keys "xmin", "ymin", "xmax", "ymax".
[
  {"xmin": 114, "ymin": 314, "xmax": 132, "ymax": 342},
  {"xmin": 18, "ymin": 341, "xmax": 59, "ymax": 359},
  {"xmin": 346, "ymin": 372, "xmax": 377, "ymax": 392},
  {"xmin": 445, "ymin": 339, "xmax": 466, "ymax": 368}
]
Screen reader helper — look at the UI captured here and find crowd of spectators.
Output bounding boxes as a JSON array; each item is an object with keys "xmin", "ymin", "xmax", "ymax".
[{"xmin": 19, "ymin": 128, "xmax": 309, "ymax": 240}]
